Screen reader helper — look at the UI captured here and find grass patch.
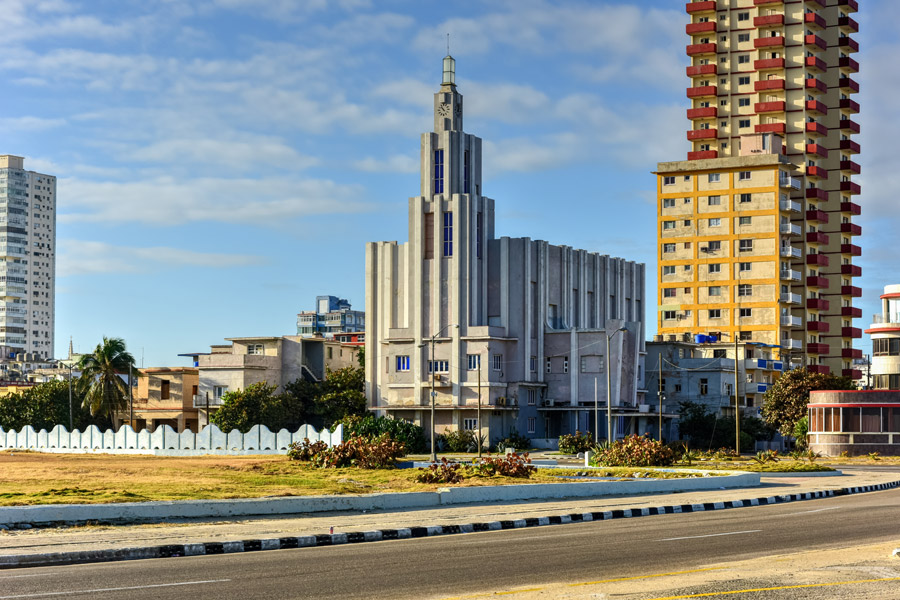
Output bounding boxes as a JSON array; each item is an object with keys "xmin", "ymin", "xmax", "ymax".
[{"xmin": 678, "ymin": 460, "xmax": 835, "ymax": 473}]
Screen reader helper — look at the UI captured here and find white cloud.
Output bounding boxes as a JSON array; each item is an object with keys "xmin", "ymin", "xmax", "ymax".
[
  {"xmin": 0, "ymin": 116, "xmax": 66, "ymax": 131},
  {"xmin": 57, "ymin": 239, "xmax": 265, "ymax": 276},
  {"xmin": 127, "ymin": 136, "xmax": 320, "ymax": 172},
  {"xmin": 354, "ymin": 154, "xmax": 418, "ymax": 174}
]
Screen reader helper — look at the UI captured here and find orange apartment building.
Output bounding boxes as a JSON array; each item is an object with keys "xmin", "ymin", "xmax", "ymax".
[{"xmin": 656, "ymin": 0, "xmax": 861, "ymax": 379}]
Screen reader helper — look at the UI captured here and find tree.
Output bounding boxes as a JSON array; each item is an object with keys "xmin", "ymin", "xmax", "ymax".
[
  {"xmin": 761, "ymin": 367, "xmax": 856, "ymax": 438},
  {"xmin": 211, "ymin": 382, "xmax": 285, "ymax": 433},
  {"xmin": 677, "ymin": 400, "xmax": 774, "ymax": 452},
  {"xmin": 76, "ymin": 337, "xmax": 137, "ymax": 419},
  {"xmin": 315, "ymin": 366, "xmax": 367, "ymax": 428},
  {"xmin": 0, "ymin": 380, "xmax": 99, "ymax": 431}
]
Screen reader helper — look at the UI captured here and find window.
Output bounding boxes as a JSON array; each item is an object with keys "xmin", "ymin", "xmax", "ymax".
[
  {"xmin": 713, "ymin": 349, "xmax": 727, "ymax": 359},
  {"xmin": 527, "ymin": 417, "xmax": 536, "ymax": 434},
  {"xmin": 563, "ymin": 357, "xmax": 569, "ymax": 373},
  {"xmin": 443, "ymin": 211, "xmax": 453, "ymax": 256},
  {"xmin": 738, "ymin": 33, "xmax": 750, "ymax": 43},
  {"xmin": 492, "ymin": 354, "xmax": 502, "ymax": 371},
  {"xmin": 247, "ymin": 344, "xmax": 264, "ymax": 355},
  {"xmin": 546, "ymin": 357, "xmax": 552, "ymax": 373},
  {"xmin": 738, "ymin": 55, "xmax": 750, "ymax": 65},
  {"xmin": 739, "ymin": 171, "xmax": 751, "ymax": 181},
  {"xmin": 738, "ymin": 97, "xmax": 750, "ymax": 107},
  {"xmin": 663, "ymin": 176, "xmax": 676, "ymax": 185},
  {"xmin": 709, "ymin": 309, "xmax": 722, "ymax": 319},
  {"xmin": 740, "ymin": 308, "xmax": 752, "ymax": 318},
  {"xmin": 463, "ymin": 150, "xmax": 470, "ymax": 194},
  {"xmin": 663, "ymin": 265, "xmax": 676, "ymax": 275},
  {"xmin": 396, "ymin": 355, "xmax": 410, "ymax": 372},
  {"xmin": 663, "ymin": 288, "xmax": 677, "ymax": 298},
  {"xmin": 160, "ymin": 379, "xmax": 170, "ymax": 400},
  {"xmin": 739, "ymin": 239, "xmax": 753, "ymax": 252},
  {"xmin": 213, "ymin": 385, "xmax": 228, "ymax": 399},
  {"xmin": 663, "ymin": 221, "xmax": 675, "ymax": 230},
  {"xmin": 709, "ymin": 218, "xmax": 721, "ymax": 227},
  {"xmin": 527, "ymin": 389, "xmax": 537, "ymax": 405},
  {"xmin": 738, "ymin": 119, "xmax": 750, "ymax": 128},
  {"xmin": 738, "ymin": 284, "xmax": 752, "ymax": 297},
  {"xmin": 428, "ymin": 360, "xmax": 449, "ymax": 373},
  {"xmin": 467, "ymin": 354, "xmax": 481, "ymax": 370},
  {"xmin": 739, "ymin": 216, "xmax": 751, "ymax": 225},
  {"xmin": 709, "ymin": 286, "xmax": 721, "ymax": 296},
  {"xmin": 708, "ymin": 173, "xmax": 720, "ymax": 183},
  {"xmin": 708, "ymin": 195, "xmax": 721, "ymax": 206},
  {"xmin": 700, "ymin": 379, "xmax": 709, "ymax": 395},
  {"xmin": 433, "ymin": 149, "xmax": 444, "ymax": 193},
  {"xmin": 463, "ymin": 418, "xmax": 477, "ymax": 431},
  {"xmin": 684, "ymin": 197, "xmax": 691, "ymax": 204},
  {"xmin": 663, "ymin": 243, "xmax": 676, "ymax": 253},
  {"xmin": 530, "ymin": 356, "xmax": 536, "ymax": 372},
  {"xmin": 663, "ymin": 311, "xmax": 676, "ymax": 320},
  {"xmin": 684, "ymin": 219, "xmax": 692, "ymax": 227},
  {"xmin": 675, "ymin": 383, "xmax": 683, "ymax": 393},
  {"xmin": 737, "ymin": 11, "xmax": 749, "ymax": 21},
  {"xmin": 738, "ymin": 77, "xmax": 750, "ymax": 86},
  {"xmin": 707, "ymin": 240, "xmax": 721, "ymax": 251},
  {"xmin": 739, "ymin": 262, "xmax": 752, "ymax": 272},
  {"xmin": 740, "ymin": 193, "xmax": 752, "ymax": 203},
  {"xmin": 709, "ymin": 263, "xmax": 721, "ymax": 274},
  {"xmin": 663, "ymin": 198, "xmax": 675, "ymax": 208}
]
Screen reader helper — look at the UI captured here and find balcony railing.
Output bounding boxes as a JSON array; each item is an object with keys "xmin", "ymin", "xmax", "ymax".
[
  {"xmin": 807, "ymin": 321, "xmax": 830, "ymax": 333},
  {"xmin": 841, "ymin": 263, "xmax": 862, "ymax": 277},
  {"xmin": 781, "ymin": 223, "xmax": 801, "ymax": 236},
  {"xmin": 780, "ymin": 199, "xmax": 801, "ymax": 212},
  {"xmin": 781, "ymin": 292, "xmax": 801, "ymax": 304},
  {"xmin": 754, "ymin": 58, "xmax": 785, "ymax": 71},
  {"xmin": 841, "ymin": 201, "xmax": 861, "ymax": 215},
  {"xmin": 841, "ymin": 222, "xmax": 862, "ymax": 236},
  {"xmin": 687, "ymin": 128, "xmax": 718, "ymax": 141},
  {"xmin": 806, "ymin": 231, "xmax": 829, "ymax": 245},
  {"xmin": 806, "ymin": 253, "xmax": 829, "ymax": 267},
  {"xmin": 781, "ymin": 315, "xmax": 802, "ymax": 327},
  {"xmin": 780, "ymin": 246, "xmax": 801, "ymax": 259},
  {"xmin": 780, "ymin": 270, "xmax": 801, "ymax": 282},
  {"xmin": 807, "ymin": 298, "xmax": 830, "ymax": 311},
  {"xmin": 840, "ymin": 98, "xmax": 860, "ymax": 113},
  {"xmin": 193, "ymin": 395, "xmax": 224, "ymax": 408},
  {"xmin": 781, "ymin": 339, "xmax": 802, "ymax": 350},
  {"xmin": 779, "ymin": 175, "xmax": 801, "ymax": 190},
  {"xmin": 840, "ymin": 139, "xmax": 861, "ymax": 154},
  {"xmin": 807, "ymin": 343, "xmax": 829, "ymax": 355},
  {"xmin": 841, "ymin": 181, "xmax": 861, "ymax": 195},
  {"xmin": 806, "ymin": 276, "xmax": 829, "ymax": 289},
  {"xmin": 754, "ymin": 36, "xmax": 785, "ymax": 49}
]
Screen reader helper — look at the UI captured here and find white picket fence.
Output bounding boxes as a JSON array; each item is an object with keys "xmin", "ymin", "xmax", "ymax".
[{"xmin": 0, "ymin": 423, "xmax": 343, "ymax": 456}]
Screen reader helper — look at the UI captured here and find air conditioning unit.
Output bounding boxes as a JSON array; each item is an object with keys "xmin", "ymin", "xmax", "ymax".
[
  {"xmin": 676, "ymin": 313, "xmax": 685, "ymax": 320},
  {"xmin": 667, "ymin": 335, "xmax": 677, "ymax": 342},
  {"xmin": 639, "ymin": 404, "xmax": 651, "ymax": 413},
  {"xmin": 545, "ymin": 398, "xmax": 555, "ymax": 407},
  {"xmin": 496, "ymin": 397, "xmax": 506, "ymax": 406}
]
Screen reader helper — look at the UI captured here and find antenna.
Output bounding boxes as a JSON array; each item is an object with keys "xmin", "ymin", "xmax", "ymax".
[{"xmin": 447, "ymin": 33, "xmax": 450, "ymax": 55}]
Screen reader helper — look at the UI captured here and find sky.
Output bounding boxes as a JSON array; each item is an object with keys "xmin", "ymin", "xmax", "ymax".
[{"xmin": 0, "ymin": 0, "xmax": 893, "ymax": 368}]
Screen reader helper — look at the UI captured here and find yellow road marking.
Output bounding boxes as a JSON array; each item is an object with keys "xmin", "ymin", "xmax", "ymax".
[
  {"xmin": 569, "ymin": 566, "xmax": 726, "ymax": 586},
  {"xmin": 643, "ymin": 576, "xmax": 900, "ymax": 600}
]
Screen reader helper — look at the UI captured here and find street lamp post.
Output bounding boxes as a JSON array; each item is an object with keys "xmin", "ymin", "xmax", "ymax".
[
  {"xmin": 67, "ymin": 363, "xmax": 73, "ymax": 430},
  {"xmin": 605, "ymin": 327, "xmax": 627, "ymax": 444},
  {"xmin": 420, "ymin": 324, "xmax": 458, "ymax": 462}
]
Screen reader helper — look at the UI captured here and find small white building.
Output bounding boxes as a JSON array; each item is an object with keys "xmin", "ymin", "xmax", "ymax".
[
  {"xmin": 365, "ymin": 57, "xmax": 646, "ymax": 447},
  {"xmin": 867, "ymin": 284, "xmax": 900, "ymax": 390}
]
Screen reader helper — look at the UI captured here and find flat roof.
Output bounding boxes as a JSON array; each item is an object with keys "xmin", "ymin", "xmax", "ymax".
[{"xmin": 655, "ymin": 153, "xmax": 796, "ymax": 174}]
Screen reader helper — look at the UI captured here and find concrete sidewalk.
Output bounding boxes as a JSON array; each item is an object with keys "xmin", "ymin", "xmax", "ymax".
[{"xmin": 1, "ymin": 469, "xmax": 898, "ymax": 569}]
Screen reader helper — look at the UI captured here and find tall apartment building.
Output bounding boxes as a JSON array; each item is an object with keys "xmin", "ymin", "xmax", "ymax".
[
  {"xmin": 0, "ymin": 156, "xmax": 55, "ymax": 361},
  {"xmin": 657, "ymin": 0, "xmax": 861, "ymax": 379},
  {"xmin": 296, "ymin": 295, "xmax": 365, "ymax": 338}
]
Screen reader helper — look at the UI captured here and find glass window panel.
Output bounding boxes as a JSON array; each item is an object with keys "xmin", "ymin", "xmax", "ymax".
[
  {"xmin": 861, "ymin": 408, "xmax": 881, "ymax": 432},
  {"xmin": 845, "ymin": 407, "xmax": 860, "ymax": 433}
]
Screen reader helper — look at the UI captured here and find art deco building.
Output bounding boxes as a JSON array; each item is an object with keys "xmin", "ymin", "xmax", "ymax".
[
  {"xmin": 866, "ymin": 285, "xmax": 900, "ymax": 391},
  {"xmin": 366, "ymin": 57, "xmax": 653, "ymax": 446},
  {"xmin": 656, "ymin": 0, "xmax": 862, "ymax": 379},
  {"xmin": 0, "ymin": 155, "xmax": 55, "ymax": 362}
]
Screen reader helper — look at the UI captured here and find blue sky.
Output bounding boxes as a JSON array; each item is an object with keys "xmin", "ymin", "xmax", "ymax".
[{"xmin": 0, "ymin": 0, "xmax": 893, "ymax": 367}]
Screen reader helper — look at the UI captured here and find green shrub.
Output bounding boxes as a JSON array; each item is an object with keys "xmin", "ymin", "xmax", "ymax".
[
  {"xmin": 558, "ymin": 431, "xmax": 594, "ymax": 455},
  {"xmin": 287, "ymin": 438, "xmax": 328, "ymax": 461},
  {"xmin": 496, "ymin": 430, "xmax": 531, "ymax": 452},
  {"xmin": 416, "ymin": 458, "xmax": 464, "ymax": 484},
  {"xmin": 440, "ymin": 429, "xmax": 476, "ymax": 452},
  {"xmin": 590, "ymin": 434, "xmax": 675, "ymax": 467},
  {"xmin": 470, "ymin": 452, "xmax": 536, "ymax": 478},
  {"xmin": 339, "ymin": 414, "xmax": 427, "ymax": 454}
]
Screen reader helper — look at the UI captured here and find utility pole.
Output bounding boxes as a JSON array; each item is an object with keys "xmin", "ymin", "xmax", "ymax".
[
  {"xmin": 734, "ymin": 334, "xmax": 740, "ymax": 455},
  {"xmin": 67, "ymin": 363, "xmax": 73, "ymax": 430},
  {"xmin": 477, "ymin": 356, "xmax": 482, "ymax": 459},
  {"xmin": 658, "ymin": 358, "xmax": 663, "ymax": 442},
  {"xmin": 593, "ymin": 377, "xmax": 598, "ymax": 444},
  {"xmin": 129, "ymin": 363, "xmax": 134, "ymax": 429}
]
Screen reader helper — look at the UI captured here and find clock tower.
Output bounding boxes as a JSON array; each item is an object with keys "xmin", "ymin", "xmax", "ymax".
[{"xmin": 434, "ymin": 54, "xmax": 463, "ymax": 133}]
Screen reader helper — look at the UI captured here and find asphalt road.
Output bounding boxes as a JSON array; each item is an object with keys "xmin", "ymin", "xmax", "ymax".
[{"xmin": 2, "ymin": 488, "xmax": 899, "ymax": 600}]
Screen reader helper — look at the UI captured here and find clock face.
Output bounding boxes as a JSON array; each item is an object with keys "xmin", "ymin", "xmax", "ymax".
[{"xmin": 438, "ymin": 102, "xmax": 451, "ymax": 116}]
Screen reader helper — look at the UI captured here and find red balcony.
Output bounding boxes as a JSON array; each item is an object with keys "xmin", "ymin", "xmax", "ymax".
[
  {"xmin": 838, "ymin": 37, "xmax": 859, "ymax": 53},
  {"xmin": 806, "ymin": 209, "xmax": 828, "ymax": 223},
  {"xmin": 686, "ymin": 64, "xmax": 717, "ymax": 77},
  {"xmin": 805, "ymin": 100, "xmax": 827, "ymax": 116},
  {"xmin": 842, "ymin": 285, "xmax": 862, "ymax": 297},
  {"xmin": 685, "ymin": 1, "xmax": 717, "ymax": 13},
  {"xmin": 839, "ymin": 56, "xmax": 860, "ymax": 73},
  {"xmin": 842, "ymin": 348, "xmax": 863, "ymax": 359},
  {"xmin": 838, "ymin": 0, "xmax": 858, "ymax": 13},
  {"xmin": 755, "ymin": 123, "xmax": 785, "ymax": 134},
  {"xmin": 842, "ymin": 306, "xmax": 862, "ymax": 317},
  {"xmin": 841, "ymin": 243, "xmax": 862, "ymax": 256},
  {"xmin": 688, "ymin": 128, "xmax": 718, "ymax": 141},
  {"xmin": 804, "ymin": 56, "xmax": 827, "ymax": 73},
  {"xmin": 687, "ymin": 85, "xmax": 717, "ymax": 98},
  {"xmin": 842, "ymin": 327, "xmax": 862, "ymax": 339},
  {"xmin": 754, "ymin": 14, "xmax": 784, "ymax": 27},
  {"xmin": 806, "ymin": 143, "xmax": 828, "ymax": 158},
  {"xmin": 686, "ymin": 21, "xmax": 717, "ymax": 35},
  {"xmin": 840, "ymin": 98, "xmax": 860, "ymax": 113},
  {"xmin": 839, "ymin": 16, "xmax": 859, "ymax": 33},
  {"xmin": 843, "ymin": 369, "xmax": 863, "ymax": 380},
  {"xmin": 807, "ymin": 298, "xmax": 830, "ymax": 311},
  {"xmin": 806, "ymin": 187, "xmax": 828, "ymax": 202},
  {"xmin": 688, "ymin": 150, "xmax": 718, "ymax": 160},
  {"xmin": 806, "ymin": 165, "xmax": 827, "ymax": 180},
  {"xmin": 841, "ymin": 222, "xmax": 862, "ymax": 236},
  {"xmin": 754, "ymin": 58, "xmax": 785, "ymax": 71},
  {"xmin": 841, "ymin": 264, "xmax": 862, "ymax": 277},
  {"xmin": 805, "ymin": 78, "xmax": 827, "ymax": 94},
  {"xmin": 806, "ymin": 253, "xmax": 829, "ymax": 266},
  {"xmin": 804, "ymin": 34, "xmax": 827, "ymax": 51},
  {"xmin": 840, "ymin": 119, "xmax": 860, "ymax": 134},
  {"xmin": 808, "ymin": 365, "xmax": 831, "ymax": 375},
  {"xmin": 755, "ymin": 36, "xmax": 785, "ymax": 49},
  {"xmin": 687, "ymin": 106, "xmax": 717, "ymax": 119},
  {"xmin": 840, "ymin": 160, "xmax": 861, "ymax": 174},
  {"xmin": 808, "ymin": 343, "xmax": 830, "ymax": 355},
  {"xmin": 804, "ymin": 12, "xmax": 826, "ymax": 29},
  {"xmin": 839, "ymin": 77, "xmax": 860, "ymax": 93},
  {"xmin": 806, "ymin": 122, "xmax": 827, "ymax": 137},
  {"xmin": 840, "ymin": 139, "xmax": 861, "ymax": 154},
  {"xmin": 841, "ymin": 201, "xmax": 861, "ymax": 215},
  {"xmin": 755, "ymin": 101, "xmax": 785, "ymax": 114},
  {"xmin": 806, "ymin": 232, "xmax": 829, "ymax": 245},
  {"xmin": 754, "ymin": 0, "xmax": 783, "ymax": 5},
  {"xmin": 807, "ymin": 276, "xmax": 829, "ymax": 289},
  {"xmin": 755, "ymin": 79, "xmax": 785, "ymax": 91},
  {"xmin": 841, "ymin": 181, "xmax": 861, "ymax": 195},
  {"xmin": 687, "ymin": 43, "xmax": 717, "ymax": 56},
  {"xmin": 807, "ymin": 321, "xmax": 830, "ymax": 333}
]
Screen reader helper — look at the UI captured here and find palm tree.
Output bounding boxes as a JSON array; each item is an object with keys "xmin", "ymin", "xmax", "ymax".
[{"xmin": 77, "ymin": 337, "xmax": 136, "ymax": 419}]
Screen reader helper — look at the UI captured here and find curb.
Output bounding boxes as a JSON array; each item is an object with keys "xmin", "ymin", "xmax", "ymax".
[{"xmin": 2, "ymin": 479, "xmax": 898, "ymax": 570}]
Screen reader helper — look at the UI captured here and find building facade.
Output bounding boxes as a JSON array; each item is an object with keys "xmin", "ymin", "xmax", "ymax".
[
  {"xmin": 366, "ymin": 57, "xmax": 647, "ymax": 447},
  {"xmin": 866, "ymin": 285, "xmax": 900, "ymax": 390},
  {"xmin": 0, "ymin": 156, "xmax": 55, "ymax": 361},
  {"xmin": 297, "ymin": 295, "xmax": 365, "ymax": 338},
  {"xmin": 808, "ymin": 390, "xmax": 900, "ymax": 456},
  {"xmin": 121, "ymin": 367, "xmax": 200, "ymax": 433},
  {"xmin": 658, "ymin": 0, "xmax": 862, "ymax": 378}
]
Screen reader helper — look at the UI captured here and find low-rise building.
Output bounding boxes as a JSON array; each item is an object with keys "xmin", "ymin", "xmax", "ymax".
[
  {"xmin": 808, "ymin": 390, "xmax": 900, "ymax": 456},
  {"xmin": 297, "ymin": 296, "xmax": 365, "ymax": 338},
  {"xmin": 121, "ymin": 367, "xmax": 199, "ymax": 433},
  {"xmin": 865, "ymin": 284, "xmax": 900, "ymax": 390}
]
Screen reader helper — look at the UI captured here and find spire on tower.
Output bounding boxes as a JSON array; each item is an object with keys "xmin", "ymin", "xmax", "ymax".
[{"xmin": 442, "ymin": 53, "xmax": 455, "ymax": 86}]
